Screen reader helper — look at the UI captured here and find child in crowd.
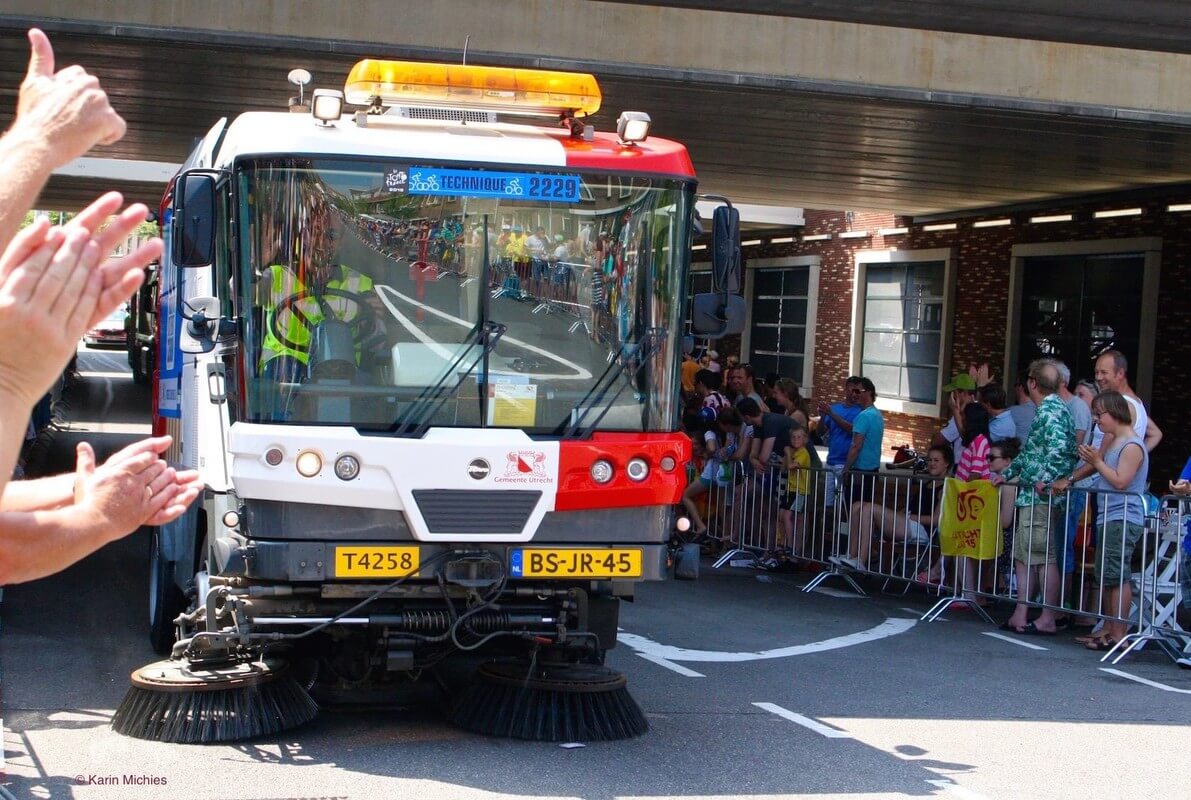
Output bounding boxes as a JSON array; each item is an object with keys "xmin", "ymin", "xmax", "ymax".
[
  {"xmin": 954, "ymin": 402, "xmax": 993, "ymax": 601},
  {"xmin": 681, "ymin": 406, "xmax": 744, "ymax": 536},
  {"xmin": 776, "ymin": 424, "xmax": 812, "ymax": 565},
  {"xmin": 955, "ymin": 402, "xmax": 992, "ymax": 481}
]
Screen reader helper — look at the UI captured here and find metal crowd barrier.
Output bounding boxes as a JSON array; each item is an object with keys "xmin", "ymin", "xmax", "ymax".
[{"xmin": 689, "ymin": 459, "xmax": 1188, "ymax": 665}]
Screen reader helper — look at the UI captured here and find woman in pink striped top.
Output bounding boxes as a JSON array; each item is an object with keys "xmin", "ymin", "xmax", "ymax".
[
  {"xmin": 955, "ymin": 403, "xmax": 992, "ymax": 481},
  {"xmin": 953, "ymin": 402, "xmax": 993, "ymax": 604}
]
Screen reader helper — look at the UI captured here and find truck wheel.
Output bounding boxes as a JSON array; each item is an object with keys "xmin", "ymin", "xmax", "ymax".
[{"xmin": 149, "ymin": 527, "xmax": 186, "ymax": 655}]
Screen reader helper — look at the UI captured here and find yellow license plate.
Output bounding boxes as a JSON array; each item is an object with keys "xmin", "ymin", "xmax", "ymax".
[
  {"xmin": 334, "ymin": 546, "xmax": 420, "ymax": 578},
  {"xmin": 511, "ymin": 548, "xmax": 642, "ymax": 579}
]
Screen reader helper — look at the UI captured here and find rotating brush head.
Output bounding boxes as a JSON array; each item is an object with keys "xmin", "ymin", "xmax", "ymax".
[
  {"xmin": 450, "ymin": 660, "xmax": 648, "ymax": 742},
  {"xmin": 112, "ymin": 657, "xmax": 318, "ymax": 744}
]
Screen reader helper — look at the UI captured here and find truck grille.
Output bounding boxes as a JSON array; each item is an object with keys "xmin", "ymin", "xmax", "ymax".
[{"xmin": 411, "ymin": 490, "xmax": 540, "ymax": 534}]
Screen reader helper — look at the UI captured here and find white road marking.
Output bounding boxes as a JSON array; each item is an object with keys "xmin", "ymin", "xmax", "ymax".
[
  {"xmin": 77, "ymin": 370, "xmax": 131, "ymax": 379},
  {"xmin": 634, "ymin": 653, "xmax": 705, "ymax": 677},
  {"xmin": 1100, "ymin": 667, "xmax": 1191, "ymax": 694},
  {"xmin": 925, "ymin": 778, "xmax": 994, "ymax": 800},
  {"xmin": 752, "ymin": 703, "xmax": 851, "ymax": 738},
  {"xmin": 375, "ymin": 284, "xmax": 593, "ymax": 380},
  {"xmin": 618, "ymin": 617, "xmax": 915, "ymax": 663},
  {"xmin": 982, "ymin": 631, "xmax": 1048, "ymax": 651}
]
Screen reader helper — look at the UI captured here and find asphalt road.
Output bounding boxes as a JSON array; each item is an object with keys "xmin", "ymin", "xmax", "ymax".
[{"xmin": 2, "ymin": 347, "xmax": 1189, "ymax": 800}]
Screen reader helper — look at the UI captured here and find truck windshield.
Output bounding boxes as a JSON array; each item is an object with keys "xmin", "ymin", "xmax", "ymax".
[{"xmin": 235, "ymin": 158, "xmax": 693, "ymax": 435}]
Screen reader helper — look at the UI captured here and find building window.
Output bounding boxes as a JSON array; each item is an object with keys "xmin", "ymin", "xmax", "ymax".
[
  {"xmin": 1007, "ymin": 238, "xmax": 1160, "ymax": 403},
  {"xmin": 852, "ymin": 248, "xmax": 954, "ymax": 416},
  {"xmin": 748, "ymin": 266, "xmax": 810, "ymax": 384},
  {"xmin": 1017, "ymin": 253, "xmax": 1143, "ymax": 384}
]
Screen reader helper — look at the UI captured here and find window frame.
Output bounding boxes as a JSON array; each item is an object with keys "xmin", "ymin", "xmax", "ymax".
[
  {"xmin": 1005, "ymin": 237, "xmax": 1161, "ymax": 405},
  {"xmin": 850, "ymin": 247, "xmax": 956, "ymax": 417}
]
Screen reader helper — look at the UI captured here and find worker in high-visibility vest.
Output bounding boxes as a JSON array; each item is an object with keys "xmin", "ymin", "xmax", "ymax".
[{"xmin": 259, "ymin": 202, "xmax": 380, "ymax": 384}]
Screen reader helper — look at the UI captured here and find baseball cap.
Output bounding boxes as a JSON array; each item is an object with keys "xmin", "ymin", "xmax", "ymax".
[{"xmin": 943, "ymin": 373, "xmax": 977, "ymax": 392}]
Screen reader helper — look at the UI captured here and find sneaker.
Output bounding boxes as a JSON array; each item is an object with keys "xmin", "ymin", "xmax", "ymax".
[
  {"xmin": 1177, "ymin": 657, "xmax": 1191, "ymax": 670},
  {"xmin": 830, "ymin": 555, "xmax": 863, "ymax": 571}
]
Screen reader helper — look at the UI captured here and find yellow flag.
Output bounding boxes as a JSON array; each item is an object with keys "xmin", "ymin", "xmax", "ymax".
[{"xmin": 939, "ymin": 478, "xmax": 1003, "ymax": 559}]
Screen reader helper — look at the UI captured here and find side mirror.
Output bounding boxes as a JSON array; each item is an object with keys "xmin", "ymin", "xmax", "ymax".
[
  {"xmin": 690, "ymin": 292, "xmax": 746, "ymax": 338},
  {"xmin": 691, "ymin": 196, "xmax": 744, "ymax": 337},
  {"xmin": 172, "ymin": 172, "xmax": 217, "ymax": 268},
  {"xmin": 711, "ymin": 204, "xmax": 740, "ymax": 293}
]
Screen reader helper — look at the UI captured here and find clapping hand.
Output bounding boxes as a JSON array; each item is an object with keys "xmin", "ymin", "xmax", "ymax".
[
  {"xmin": 968, "ymin": 363, "xmax": 992, "ymax": 388},
  {"xmin": 73, "ymin": 436, "xmax": 202, "ymax": 539},
  {"xmin": 0, "ymin": 196, "xmax": 161, "ymax": 409}
]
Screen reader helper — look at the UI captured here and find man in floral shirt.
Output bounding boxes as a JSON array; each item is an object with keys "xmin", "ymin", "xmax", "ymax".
[{"xmin": 993, "ymin": 359, "xmax": 1077, "ymax": 634}]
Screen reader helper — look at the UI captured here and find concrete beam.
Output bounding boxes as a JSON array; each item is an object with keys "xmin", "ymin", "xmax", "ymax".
[
  {"xmin": 697, "ymin": 201, "xmax": 804, "ymax": 227},
  {"xmin": 2, "ymin": 0, "xmax": 1189, "ymax": 119},
  {"xmin": 53, "ymin": 157, "xmax": 180, "ymax": 183}
]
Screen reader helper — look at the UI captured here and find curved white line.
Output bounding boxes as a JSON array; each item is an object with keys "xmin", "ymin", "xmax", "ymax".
[
  {"xmin": 374, "ymin": 283, "xmax": 593, "ymax": 380},
  {"xmin": 618, "ymin": 617, "xmax": 916, "ymax": 662}
]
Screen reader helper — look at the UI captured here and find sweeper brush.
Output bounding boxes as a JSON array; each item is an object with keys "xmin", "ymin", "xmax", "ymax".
[
  {"xmin": 450, "ymin": 660, "xmax": 648, "ymax": 741},
  {"xmin": 112, "ymin": 657, "xmax": 318, "ymax": 744}
]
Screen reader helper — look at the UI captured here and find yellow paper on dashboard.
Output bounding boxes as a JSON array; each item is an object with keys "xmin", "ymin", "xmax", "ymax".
[{"xmin": 939, "ymin": 477, "xmax": 1003, "ymax": 559}]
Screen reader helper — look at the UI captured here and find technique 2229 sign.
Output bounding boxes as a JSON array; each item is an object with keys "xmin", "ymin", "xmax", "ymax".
[{"xmin": 394, "ymin": 167, "xmax": 582, "ymax": 203}]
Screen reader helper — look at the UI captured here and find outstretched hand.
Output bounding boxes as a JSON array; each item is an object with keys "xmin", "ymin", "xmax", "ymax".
[
  {"xmin": 968, "ymin": 363, "xmax": 993, "ymax": 388},
  {"xmin": 73, "ymin": 437, "xmax": 202, "ymax": 539},
  {"xmin": 16, "ymin": 28, "xmax": 126, "ymax": 168},
  {"xmin": 0, "ymin": 194, "xmax": 162, "ymax": 408}
]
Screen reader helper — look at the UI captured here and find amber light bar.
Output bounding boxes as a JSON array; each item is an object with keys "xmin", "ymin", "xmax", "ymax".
[{"xmin": 344, "ymin": 59, "xmax": 602, "ymax": 116}]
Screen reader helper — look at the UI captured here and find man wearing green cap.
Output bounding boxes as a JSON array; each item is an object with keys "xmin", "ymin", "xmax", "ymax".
[{"xmin": 933, "ymin": 372, "xmax": 979, "ymax": 465}]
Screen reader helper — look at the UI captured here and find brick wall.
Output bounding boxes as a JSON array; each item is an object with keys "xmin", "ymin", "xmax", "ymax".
[{"xmin": 696, "ymin": 193, "xmax": 1191, "ymax": 482}]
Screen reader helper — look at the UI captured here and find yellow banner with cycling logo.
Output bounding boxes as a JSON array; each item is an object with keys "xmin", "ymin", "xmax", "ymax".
[{"xmin": 939, "ymin": 478, "xmax": 1003, "ymax": 559}]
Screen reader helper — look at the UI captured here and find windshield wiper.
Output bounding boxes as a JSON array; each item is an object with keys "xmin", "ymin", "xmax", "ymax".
[
  {"xmin": 556, "ymin": 326, "xmax": 667, "ymax": 439},
  {"xmin": 392, "ymin": 320, "xmax": 506, "ymax": 437}
]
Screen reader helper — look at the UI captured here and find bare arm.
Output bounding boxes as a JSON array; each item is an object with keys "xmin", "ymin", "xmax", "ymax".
[
  {"xmin": 816, "ymin": 401, "xmax": 853, "ymax": 434},
  {"xmin": 753, "ymin": 437, "xmax": 776, "ymax": 470},
  {"xmin": 0, "ymin": 473, "xmax": 74, "ymax": 512},
  {"xmin": 0, "ymin": 437, "xmax": 201, "ymax": 585},
  {"xmin": 1079, "ymin": 441, "xmax": 1144, "ymax": 491},
  {"xmin": 844, "ymin": 434, "xmax": 865, "ymax": 472},
  {"xmin": 1144, "ymin": 416, "xmax": 1162, "ymax": 452}
]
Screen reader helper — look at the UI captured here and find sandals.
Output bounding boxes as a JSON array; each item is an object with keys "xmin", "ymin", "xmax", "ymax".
[{"xmin": 1084, "ymin": 636, "xmax": 1119, "ymax": 652}]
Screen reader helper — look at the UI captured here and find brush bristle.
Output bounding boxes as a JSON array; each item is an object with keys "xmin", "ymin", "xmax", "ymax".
[
  {"xmin": 112, "ymin": 674, "xmax": 318, "ymax": 744},
  {"xmin": 450, "ymin": 677, "xmax": 648, "ymax": 741}
]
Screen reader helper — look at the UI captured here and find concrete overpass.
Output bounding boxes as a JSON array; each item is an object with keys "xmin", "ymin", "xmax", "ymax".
[{"xmin": 2, "ymin": 1, "xmax": 1189, "ymax": 216}]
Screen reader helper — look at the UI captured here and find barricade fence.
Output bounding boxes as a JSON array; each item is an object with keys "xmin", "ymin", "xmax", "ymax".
[{"xmin": 686, "ymin": 459, "xmax": 1187, "ymax": 664}]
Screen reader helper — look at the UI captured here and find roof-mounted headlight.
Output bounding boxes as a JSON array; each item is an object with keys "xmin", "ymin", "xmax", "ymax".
[
  {"xmin": 312, "ymin": 89, "xmax": 344, "ymax": 125},
  {"xmin": 617, "ymin": 111, "xmax": 651, "ymax": 145}
]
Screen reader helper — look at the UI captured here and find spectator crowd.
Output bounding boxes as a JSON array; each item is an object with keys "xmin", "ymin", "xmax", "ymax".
[{"xmin": 677, "ymin": 347, "xmax": 1182, "ymax": 653}]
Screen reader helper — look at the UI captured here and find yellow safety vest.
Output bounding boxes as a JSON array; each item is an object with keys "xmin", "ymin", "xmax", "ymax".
[{"xmin": 260, "ymin": 264, "xmax": 374, "ymax": 366}]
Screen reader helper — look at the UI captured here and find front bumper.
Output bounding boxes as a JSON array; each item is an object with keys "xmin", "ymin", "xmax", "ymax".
[{"xmin": 235, "ymin": 541, "xmax": 669, "ymax": 583}]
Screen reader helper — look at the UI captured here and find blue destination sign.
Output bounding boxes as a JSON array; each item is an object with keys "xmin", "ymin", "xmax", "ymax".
[{"xmin": 407, "ymin": 167, "xmax": 581, "ymax": 203}]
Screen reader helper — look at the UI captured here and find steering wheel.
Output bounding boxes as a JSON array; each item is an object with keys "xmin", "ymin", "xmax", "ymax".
[{"xmin": 269, "ymin": 287, "xmax": 377, "ymax": 354}]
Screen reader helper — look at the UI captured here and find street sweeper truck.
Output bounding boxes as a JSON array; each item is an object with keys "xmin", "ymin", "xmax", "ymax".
[{"xmin": 115, "ymin": 57, "xmax": 743, "ymax": 744}]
